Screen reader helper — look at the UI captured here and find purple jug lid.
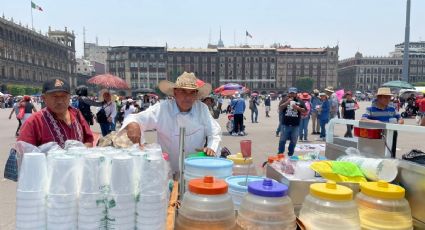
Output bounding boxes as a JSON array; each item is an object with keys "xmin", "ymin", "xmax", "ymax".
[{"xmin": 247, "ymin": 178, "xmax": 289, "ymax": 197}]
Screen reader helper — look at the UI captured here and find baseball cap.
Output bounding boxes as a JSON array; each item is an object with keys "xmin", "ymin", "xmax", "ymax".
[
  {"xmin": 288, "ymin": 87, "xmax": 298, "ymax": 93},
  {"xmin": 42, "ymin": 79, "xmax": 70, "ymax": 94}
]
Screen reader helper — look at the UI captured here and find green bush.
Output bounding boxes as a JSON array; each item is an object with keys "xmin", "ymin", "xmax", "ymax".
[{"xmin": 295, "ymin": 77, "xmax": 314, "ymax": 92}]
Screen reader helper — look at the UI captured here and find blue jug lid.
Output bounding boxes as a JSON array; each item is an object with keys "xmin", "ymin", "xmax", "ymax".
[{"xmin": 247, "ymin": 178, "xmax": 288, "ymax": 197}]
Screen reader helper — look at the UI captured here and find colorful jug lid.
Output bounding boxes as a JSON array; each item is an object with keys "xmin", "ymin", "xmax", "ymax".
[
  {"xmin": 187, "ymin": 152, "xmax": 207, "ymax": 158},
  {"xmin": 225, "ymin": 176, "xmax": 264, "ymax": 193},
  {"xmin": 247, "ymin": 178, "xmax": 288, "ymax": 197},
  {"xmin": 360, "ymin": 180, "xmax": 405, "ymax": 199},
  {"xmin": 184, "ymin": 157, "xmax": 233, "ymax": 169},
  {"xmin": 189, "ymin": 176, "xmax": 228, "ymax": 195},
  {"xmin": 227, "ymin": 153, "xmax": 253, "ymax": 164},
  {"xmin": 310, "ymin": 181, "xmax": 353, "ymax": 201}
]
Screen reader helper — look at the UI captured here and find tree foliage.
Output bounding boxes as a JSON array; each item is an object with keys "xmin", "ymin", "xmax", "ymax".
[{"xmin": 295, "ymin": 77, "xmax": 314, "ymax": 92}]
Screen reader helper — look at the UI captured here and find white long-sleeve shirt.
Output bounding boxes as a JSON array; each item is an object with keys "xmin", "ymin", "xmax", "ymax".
[
  {"xmin": 98, "ymin": 101, "xmax": 117, "ymax": 123},
  {"xmin": 121, "ymin": 100, "xmax": 222, "ymax": 172}
]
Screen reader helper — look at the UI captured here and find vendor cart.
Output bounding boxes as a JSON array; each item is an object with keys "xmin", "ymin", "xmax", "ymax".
[{"xmin": 325, "ymin": 118, "xmax": 425, "ymax": 229}]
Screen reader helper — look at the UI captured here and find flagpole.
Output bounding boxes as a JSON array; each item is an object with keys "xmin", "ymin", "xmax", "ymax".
[{"xmin": 30, "ymin": 1, "xmax": 34, "ymax": 29}]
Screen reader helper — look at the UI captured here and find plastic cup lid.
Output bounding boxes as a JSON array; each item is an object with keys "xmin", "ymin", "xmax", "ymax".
[
  {"xmin": 310, "ymin": 181, "xmax": 353, "ymax": 201},
  {"xmin": 184, "ymin": 157, "xmax": 233, "ymax": 169},
  {"xmin": 247, "ymin": 178, "xmax": 288, "ymax": 197},
  {"xmin": 188, "ymin": 176, "xmax": 228, "ymax": 195},
  {"xmin": 227, "ymin": 153, "xmax": 253, "ymax": 164},
  {"xmin": 225, "ymin": 176, "xmax": 264, "ymax": 193},
  {"xmin": 360, "ymin": 180, "xmax": 405, "ymax": 199}
]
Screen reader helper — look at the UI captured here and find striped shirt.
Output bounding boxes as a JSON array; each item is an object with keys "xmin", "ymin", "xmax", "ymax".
[{"xmin": 362, "ymin": 105, "xmax": 400, "ymax": 123}]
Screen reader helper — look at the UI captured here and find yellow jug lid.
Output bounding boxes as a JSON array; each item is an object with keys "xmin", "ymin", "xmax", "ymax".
[
  {"xmin": 227, "ymin": 153, "xmax": 253, "ymax": 165},
  {"xmin": 310, "ymin": 181, "xmax": 353, "ymax": 201},
  {"xmin": 360, "ymin": 180, "xmax": 405, "ymax": 199}
]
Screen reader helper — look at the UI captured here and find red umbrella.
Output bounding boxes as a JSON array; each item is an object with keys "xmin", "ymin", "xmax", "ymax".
[{"xmin": 87, "ymin": 74, "xmax": 129, "ymax": 89}]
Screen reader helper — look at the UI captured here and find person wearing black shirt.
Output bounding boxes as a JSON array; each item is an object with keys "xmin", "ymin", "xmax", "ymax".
[
  {"xmin": 75, "ymin": 85, "xmax": 102, "ymax": 126},
  {"xmin": 341, "ymin": 91, "xmax": 358, "ymax": 137},
  {"xmin": 278, "ymin": 87, "xmax": 306, "ymax": 156}
]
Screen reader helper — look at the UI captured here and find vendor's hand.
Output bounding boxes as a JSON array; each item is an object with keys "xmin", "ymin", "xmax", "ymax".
[
  {"xmin": 398, "ymin": 119, "xmax": 405, "ymax": 125},
  {"xmin": 203, "ymin": 147, "xmax": 215, "ymax": 156},
  {"xmin": 126, "ymin": 122, "xmax": 142, "ymax": 144}
]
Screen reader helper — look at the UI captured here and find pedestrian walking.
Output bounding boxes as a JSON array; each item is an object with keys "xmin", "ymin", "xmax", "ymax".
[
  {"xmin": 231, "ymin": 93, "xmax": 246, "ymax": 136},
  {"xmin": 317, "ymin": 93, "xmax": 330, "ymax": 141},
  {"xmin": 310, "ymin": 89, "xmax": 321, "ymax": 135},
  {"xmin": 249, "ymin": 95, "xmax": 259, "ymax": 123},
  {"xmin": 8, "ymin": 97, "xmax": 23, "ymax": 137},
  {"xmin": 96, "ymin": 90, "xmax": 117, "ymax": 136},
  {"xmin": 265, "ymin": 95, "xmax": 271, "ymax": 117},
  {"xmin": 341, "ymin": 91, "xmax": 359, "ymax": 137}
]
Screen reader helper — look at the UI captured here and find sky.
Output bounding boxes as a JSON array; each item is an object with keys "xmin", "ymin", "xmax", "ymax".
[{"xmin": 1, "ymin": 0, "xmax": 424, "ymax": 59}]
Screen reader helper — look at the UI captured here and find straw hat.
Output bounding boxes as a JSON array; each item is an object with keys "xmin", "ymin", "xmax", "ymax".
[
  {"xmin": 324, "ymin": 87, "xmax": 334, "ymax": 93},
  {"xmin": 376, "ymin": 87, "xmax": 393, "ymax": 96},
  {"xmin": 158, "ymin": 72, "xmax": 211, "ymax": 99},
  {"xmin": 319, "ymin": 92, "xmax": 328, "ymax": 97},
  {"xmin": 313, "ymin": 89, "xmax": 320, "ymax": 94}
]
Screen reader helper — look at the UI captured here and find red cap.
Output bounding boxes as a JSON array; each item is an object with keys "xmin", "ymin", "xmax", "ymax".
[{"xmin": 188, "ymin": 176, "xmax": 228, "ymax": 195}]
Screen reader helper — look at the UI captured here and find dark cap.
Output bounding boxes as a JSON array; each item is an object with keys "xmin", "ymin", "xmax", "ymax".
[
  {"xmin": 42, "ymin": 79, "xmax": 70, "ymax": 94},
  {"xmin": 288, "ymin": 87, "xmax": 298, "ymax": 93}
]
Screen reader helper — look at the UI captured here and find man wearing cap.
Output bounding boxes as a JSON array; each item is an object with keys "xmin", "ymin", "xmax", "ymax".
[
  {"xmin": 18, "ymin": 79, "xmax": 94, "ymax": 148},
  {"xmin": 362, "ymin": 88, "xmax": 404, "ymax": 124},
  {"xmin": 325, "ymin": 87, "xmax": 339, "ymax": 119},
  {"xmin": 121, "ymin": 72, "xmax": 221, "ymax": 172},
  {"xmin": 278, "ymin": 87, "xmax": 306, "ymax": 155}
]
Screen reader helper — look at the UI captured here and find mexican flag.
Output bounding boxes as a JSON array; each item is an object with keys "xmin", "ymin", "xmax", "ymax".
[{"xmin": 31, "ymin": 1, "xmax": 43, "ymax": 11}]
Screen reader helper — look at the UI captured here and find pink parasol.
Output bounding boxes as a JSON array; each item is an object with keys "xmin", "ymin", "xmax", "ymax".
[{"xmin": 87, "ymin": 73, "xmax": 129, "ymax": 89}]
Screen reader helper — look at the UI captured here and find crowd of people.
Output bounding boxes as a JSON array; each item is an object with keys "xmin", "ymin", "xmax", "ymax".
[{"xmin": 5, "ymin": 71, "xmax": 425, "ymax": 162}]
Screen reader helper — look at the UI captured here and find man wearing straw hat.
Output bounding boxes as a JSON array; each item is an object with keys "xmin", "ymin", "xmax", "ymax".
[
  {"xmin": 361, "ymin": 87, "xmax": 404, "ymax": 124},
  {"xmin": 18, "ymin": 79, "xmax": 94, "ymax": 148},
  {"xmin": 120, "ymin": 72, "xmax": 221, "ymax": 172}
]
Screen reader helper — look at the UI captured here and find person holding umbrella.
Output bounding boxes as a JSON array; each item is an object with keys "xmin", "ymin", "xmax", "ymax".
[{"xmin": 96, "ymin": 89, "xmax": 117, "ymax": 136}]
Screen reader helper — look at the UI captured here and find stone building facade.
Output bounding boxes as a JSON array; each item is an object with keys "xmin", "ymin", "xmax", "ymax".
[
  {"xmin": 107, "ymin": 45, "xmax": 339, "ymax": 94},
  {"xmin": 0, "ymin": 16, "xmax": 76, "ymax": 91}
]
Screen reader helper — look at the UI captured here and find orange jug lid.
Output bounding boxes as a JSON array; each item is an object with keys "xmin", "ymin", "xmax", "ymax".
[{"xmin": 188, "ymin": 176, "xmax": 228, "ymax": 195}]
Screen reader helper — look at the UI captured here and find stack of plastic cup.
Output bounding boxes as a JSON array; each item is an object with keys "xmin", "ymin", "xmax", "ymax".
[
  {"xmin": 107, "ymin": 155, "xmax": 135, "ymax": 230},
  {"xmin": 136, "ymin": 149, "xmax": 168, "ymax": 229},
  {"xmin": 16, "ymin": 153, "xmax": 48, "ymax": 230},
  {"xmin": 46, "ymin": 154, "xmax": 78, "ymax": 230},
  {"xmin": 78, "ymin": 153, "xmax": 108, "ymax": 230}
]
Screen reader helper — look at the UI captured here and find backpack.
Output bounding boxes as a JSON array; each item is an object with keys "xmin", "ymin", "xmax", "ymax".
[
  {"xmin": 249, "ymin": 99, "xmax": 255, "ymax": 110},
  {"xmin": 78, "ymin": 99, "xmax": 93, "ymax": 125},
  {"xmin": 96, "ymin": 107, "xmax": 108, "ymax": 123},
  {"xmin": 301, "ymin": 101, "xmax": 311, "ymax": 118}
]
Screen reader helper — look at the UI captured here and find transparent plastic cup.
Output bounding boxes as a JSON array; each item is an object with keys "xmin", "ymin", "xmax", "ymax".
[
  {"xmin": 110, "ymin": 155, "xmax": 135, "ymax": 195},
  {"xmin": 47, "ymin": 154, "xmax": 78, "ymax": 194},
  {"xmin": 16, "ymin": 198, "xmax": 45, "ymax": 208},
  {"xmin": 18, "ymin": 153, "xmax": 47, "ymax": 192},
  {"xmin": 46, "ymin": 222, "xmax": 77, "ymax": 230},
  {"xmin": 16, "ymin": 190, "xmax": 45, "ymax": 200},
  {"xmin": 16, "ymin": 220, "xmax": 46, "ymax": 229},
  {"xmin": 16, "ymin": 212, "xmax": 46, "ymax": 222},
  {"xmin": 80, "ymin": 153, "xmax": 107, "ymax": 194},
  {"xmin": 294, "ymin": 161, "xmax": 315, "ymax": 180},
  {"xmin": 46, "ymin": 207, "xmax": 77, "ymax": 217},
  {"xmin": 16, "ymin": 205, "xmax": 45, "ymax": 215}
]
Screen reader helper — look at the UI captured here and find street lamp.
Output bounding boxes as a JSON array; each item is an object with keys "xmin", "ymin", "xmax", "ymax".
[{"xmin": 402, "ymin": 0, "xmax": 411, "ymax": 83}]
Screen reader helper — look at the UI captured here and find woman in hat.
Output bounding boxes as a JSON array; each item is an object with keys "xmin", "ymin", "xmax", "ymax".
[
  {"xmin": 317, "ymin": 93, "xmax": 330, "ymax": 141},
  {"xmin": 120, "ymin": 72, "xmax": 221, "ymax": 173},
  {"xmin": 299, "ymin": 92, "xmax": 311, "ymax": 142}
]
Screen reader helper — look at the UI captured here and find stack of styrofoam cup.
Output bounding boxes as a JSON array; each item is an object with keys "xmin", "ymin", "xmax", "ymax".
[
  {"xmin": 107, "ymin": 155, "xmax": 135, "ymax": 230},
  {"xmin": 16, "ymin": 153, "xmax": 48, "ymax": 230},
  {"xmin": 78, "ymin": 153, "xmax": 108, "ymax": 230},
  {"xmin": 136, "ymin": 149, "xmax": 168, "ymax": 230},
  {"xmin": 46, "ymin": 154, "xmax": 78, "ymax": 230}
]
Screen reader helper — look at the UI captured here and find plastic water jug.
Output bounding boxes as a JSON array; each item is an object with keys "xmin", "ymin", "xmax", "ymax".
[
  {"xmin": 227, "ymin": 153, "xmax": 257, "ymax": 176},
  {"xmin": 237, "ymin": 178, "xmax": 297, "ymax": 230},
  {"xmin": 356, "ymin": 180, "xmax": 413, "ymax": 230},
  {"xmin": 299, "ymin": 181, "xmax": 361, "ymax": 230},
  {"xmin": 176, "ymin": 176, "xmax": 235, "ymax": 230},
  {"xmin": 225, "ymin": 175, "xmax": 263, "ymax": 210}
]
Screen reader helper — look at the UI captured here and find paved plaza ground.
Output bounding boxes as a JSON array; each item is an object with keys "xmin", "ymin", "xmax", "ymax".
[{"xmin": 0, "ymin": 100, "xmax": 424, "ymax": 229}]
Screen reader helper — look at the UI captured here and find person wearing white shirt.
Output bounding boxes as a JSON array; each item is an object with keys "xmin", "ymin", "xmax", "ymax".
[
  {"xmin": 121, "ymin": 99, "xmax": 136, "ymax": 119},
  {"xmin": 97, "ymin": 90, "xmax": 117, "ymax": 136},
  {"xmin": 121, "ymin": 72, "xmax": 221, "ymax": 172}
]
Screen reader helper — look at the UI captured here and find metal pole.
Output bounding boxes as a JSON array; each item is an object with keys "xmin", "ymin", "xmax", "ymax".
[
  {"xmin": 178, "ymin": 127, "xmax": 186, "ymax": 196},
  {"xmin": 402, "ymin": 0, "xmax": 411, "ymax": 82},
  {"xmin": 30, "ymin": 1, "xmax": 34, "ymax": 30}
]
